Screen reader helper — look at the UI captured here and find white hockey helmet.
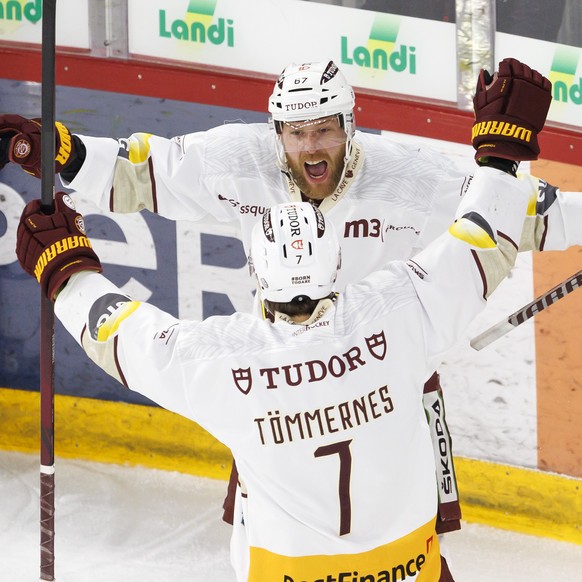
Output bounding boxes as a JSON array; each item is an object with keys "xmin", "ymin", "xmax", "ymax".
[
  {"xmin": 249, "ymin": 202, "xmax": 341, "ymax": 303},
  {"xmin": 268, "ymin": 61, "xmax": 356, "ymax": 170}
]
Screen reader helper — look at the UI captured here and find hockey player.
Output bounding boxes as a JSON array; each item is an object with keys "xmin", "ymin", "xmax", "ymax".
[
  {"xmin": 1, "ymin": 57, "xmax": 558, "ymax": 557},
  {"xmin": 15, "ymin": 162, "xmax": 535, "ymax": 581}
]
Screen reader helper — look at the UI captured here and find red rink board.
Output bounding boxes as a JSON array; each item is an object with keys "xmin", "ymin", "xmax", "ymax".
[{"xmin": 0, "ymin": 44, "xmax": 581, "ymax": 166}]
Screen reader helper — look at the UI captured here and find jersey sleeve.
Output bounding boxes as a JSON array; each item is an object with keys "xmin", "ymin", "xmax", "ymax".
[
  {"xmin": 413, "ymin": 168, "xmax": 471, "ymax": 253},
  {"xmin": 61, "ymin": 132, "xmax": 213, "ymax": 222},
  {"xmin": 407, "ymin": 156, "xmax": 582, "ymax": 257},
  {"xmin": 517, "ymin": 173, "xmax": 582, "ymax": 251},
  {"xmin": 392, "ymin": 141, "xmax": 473, "ymax": 254},
  {"xmin": 59, "ymin": 135, "xmax": 121, "ymax": 211},
  {"xmin": 54, "ymin": 271, "xmax": 195, "ymax": 417},
  {"xmin": 406, "ymin": 165, "xmax": 531, "ymax": 361},
  {"xmin": 60, "ymin": 124, "xmax": 273, "ymax": 224}
]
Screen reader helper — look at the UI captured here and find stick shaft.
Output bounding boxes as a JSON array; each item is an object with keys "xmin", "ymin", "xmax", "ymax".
[
  {"xmin": 40, "ymin": 0, "xmax": 57, "ymax": 579},
  {"xmin": 470, "ymin": 269, "xmax": 582, "ymax": 350},
  {"xmin": 41, "ymin": 0, "xmax": 56, "ymax": 209}
]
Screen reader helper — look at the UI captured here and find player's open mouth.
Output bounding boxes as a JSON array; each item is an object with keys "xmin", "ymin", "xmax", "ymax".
[{"xmin": 304, "ymin": 160, "xmax": 328, "ymax": 181}]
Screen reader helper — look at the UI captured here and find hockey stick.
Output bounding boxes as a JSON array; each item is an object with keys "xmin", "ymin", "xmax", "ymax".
[
  {"xmin": 40, "ymin": 1, "xmax": 57, "ymax": 580},
  {"xmin": 470, "ymin": 268, "xmax": 582, "ymax": 351}
]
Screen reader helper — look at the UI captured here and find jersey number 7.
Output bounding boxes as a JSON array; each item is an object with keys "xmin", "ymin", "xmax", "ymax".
[{"xmin": 314, "ymin": 439, "xmax": 353, "ymax": 536}]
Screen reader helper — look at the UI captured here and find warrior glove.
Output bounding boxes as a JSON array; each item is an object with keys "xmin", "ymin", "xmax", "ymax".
[
  {"xmin": 16, "ymin": 191, "xmax": 102, "ymax": 300},
  {"xmin": 472, "ymin": 58, "xmax": 552, "ymax": 163},
  {"xmin": 0, "ymin": 114, "xmax": 77, "ymax": 178}
]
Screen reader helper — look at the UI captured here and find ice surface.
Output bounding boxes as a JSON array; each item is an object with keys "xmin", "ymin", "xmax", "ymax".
[{"xmin": 1, "ymin": 450, "xmax": 581, "ymax": 581}]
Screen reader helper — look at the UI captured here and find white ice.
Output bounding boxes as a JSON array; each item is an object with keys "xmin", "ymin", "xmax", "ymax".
[{"xmin": 1, "ymin": 450, "xmax": 581, "ymax": 581}]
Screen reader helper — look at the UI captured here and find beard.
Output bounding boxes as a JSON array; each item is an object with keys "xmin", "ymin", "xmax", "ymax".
[{"xmin": 286, "ymin": 152, "xmax": 346, "ymax": 201}]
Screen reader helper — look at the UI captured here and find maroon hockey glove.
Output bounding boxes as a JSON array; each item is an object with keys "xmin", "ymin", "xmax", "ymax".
[
  {"xmin": 0, "ymin": 114, "xmax": 75, "ymax": 178},
  {"xmin": 472, "ymin": 58, "xmax": 552, "ymax": 162},
  {"xmin": 16, "ymin": 191, "xmax": 102, "ymax": 300}
]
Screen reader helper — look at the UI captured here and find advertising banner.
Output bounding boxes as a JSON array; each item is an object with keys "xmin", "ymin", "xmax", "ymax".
[
  {"xmin": 128, "ymin": 0, "xmax": 457, "ymax": 102},
  {"xmin": 0, "ymin": 0, "xmax": 89, "ymax": 49},
  {"xmin": 3, "ymin": 2, "xmax": 582, "ymax": 130}
]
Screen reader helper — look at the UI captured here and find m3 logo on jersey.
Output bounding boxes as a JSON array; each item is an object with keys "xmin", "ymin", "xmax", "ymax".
[{"xmin": 343, "ymin": 218, "xmax": 419, "ymax": 240}]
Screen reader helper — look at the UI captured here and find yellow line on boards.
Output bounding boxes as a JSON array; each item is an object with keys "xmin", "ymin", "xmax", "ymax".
[
  {"xmin": 454, "ymin": 457, "xmax": 581, "ymax": 545},
  {"xmin": 0, "ymin": 387, "xmax": 231, "ymax": 480},
  {"xmin": 1, "ymin": 388, "xmax": 580, "ymax": 545}
]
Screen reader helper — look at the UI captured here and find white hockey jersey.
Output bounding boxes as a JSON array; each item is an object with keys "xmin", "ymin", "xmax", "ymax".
[
  {"xmin": 55, "ymin": 168, "xmax": 530, "ymax": 582},
  {"xmin": 63, "ymin": 124, "xmax": 582, "ymax": 291}
]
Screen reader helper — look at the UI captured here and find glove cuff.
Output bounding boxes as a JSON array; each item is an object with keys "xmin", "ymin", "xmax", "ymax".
[
  {"xmin": 45, "ymin": 258, "xmax": 102, "ymax": 301},
  {"xmin": 476, "ymin": 156, "xmax": 519, "ymax": 177},
  {"xmin": 473, "ymin": 141, "xmax": 539, "ymax": 163},
  {"xmin": 30, "ymin": 227, "xmax": 103, "ymax": 300}
]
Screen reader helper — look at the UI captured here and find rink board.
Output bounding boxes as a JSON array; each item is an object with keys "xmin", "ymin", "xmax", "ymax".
[{"xmin": 1, "ymin": 386, "xmax": 580, "ymax": 546}]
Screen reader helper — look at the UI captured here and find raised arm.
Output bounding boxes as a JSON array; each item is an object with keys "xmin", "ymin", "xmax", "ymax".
[
  {"xmin": 15, "ymin": 190, "xmax": 194, "ymax": 415},
  {"xmin": 0, "ymin": 114, "xmax": 259, "ymax": 222},
  {"xmin": 408, "ymin": 58, "xmax": 553, "ymax": 359}
]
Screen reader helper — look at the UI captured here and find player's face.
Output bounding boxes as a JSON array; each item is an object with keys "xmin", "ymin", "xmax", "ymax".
[{"xmin": 280, "ymin": 116, "xmax": 347, "ymax": 200}]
